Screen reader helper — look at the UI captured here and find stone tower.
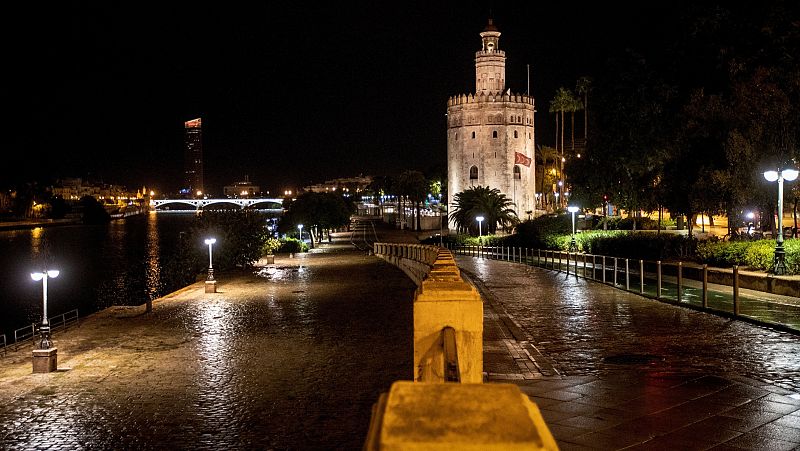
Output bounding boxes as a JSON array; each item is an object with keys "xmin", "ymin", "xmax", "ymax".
[{"xmin": 447, "ymin": 19, "xmax": 535, "ymax": 226}]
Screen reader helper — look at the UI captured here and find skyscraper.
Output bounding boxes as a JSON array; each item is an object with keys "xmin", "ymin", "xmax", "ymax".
[{"xmin": 184, "ymin": 118, "xmax": 204, "ymax": 197}]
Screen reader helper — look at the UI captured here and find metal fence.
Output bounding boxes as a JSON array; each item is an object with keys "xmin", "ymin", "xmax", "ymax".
[
  {"xmin": 11, "ymin": 309, "xmax": 80, "ymax": 351},
  {"xmin": 447, "ymin": 244, "xmax": 800, "ymax": 333}
]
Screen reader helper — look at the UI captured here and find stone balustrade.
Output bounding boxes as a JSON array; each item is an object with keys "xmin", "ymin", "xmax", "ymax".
[{"xmin": 368, "ymin": 242, "xmax": 557, "ymax": 450}]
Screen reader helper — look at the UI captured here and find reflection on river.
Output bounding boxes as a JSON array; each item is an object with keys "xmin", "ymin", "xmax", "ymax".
[{"xmin": 0, "ymin": 213, "xmax": 196, "ymax": 337}]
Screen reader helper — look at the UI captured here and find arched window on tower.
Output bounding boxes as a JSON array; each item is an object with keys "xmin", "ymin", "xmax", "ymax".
[
  {"xmin": 492, "ymin": 130, "xmax": 498, "ymax": 138},
  {"xmin": 469, "ymin": 166, "xmax": 478, "ymax": 180},
  {"xmin": 514, "ymin": 130, "xmax": 518, "ymax": 138},
  {"xmin": 472, "ymin": 131, "xmax": 476, "ymax": 139},
  {"xmin": 514, "ymin": 165, "xmax": 521, "ymax": 180}
]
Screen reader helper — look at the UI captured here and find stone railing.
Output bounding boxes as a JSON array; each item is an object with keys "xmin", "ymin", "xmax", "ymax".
[{"xmin": 367, "ymin": 243, "xmax": 557, "ymax": 450}]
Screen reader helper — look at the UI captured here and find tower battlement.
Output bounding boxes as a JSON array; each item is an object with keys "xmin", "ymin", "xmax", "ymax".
[{"xmin": 447, "ymin": 92, "xmax": 534, "ymax": 107}]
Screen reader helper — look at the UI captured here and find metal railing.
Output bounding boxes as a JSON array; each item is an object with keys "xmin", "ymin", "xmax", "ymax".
[
  {"xmin": 447, "ymin": 244, "xmax": 800, "ymax": 333},
  {"xmin": 0, "ymin": 334, "xmax": 6, "ymax": 355},
  {"xmin": 11, "ymin": 309, "xmax": 79, "ymax": 351}
]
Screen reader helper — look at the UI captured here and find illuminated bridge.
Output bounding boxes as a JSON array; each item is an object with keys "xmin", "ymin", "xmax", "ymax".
[{"xmin": 151, "ymin": 198, "xmax": 285, "ymax": 211}]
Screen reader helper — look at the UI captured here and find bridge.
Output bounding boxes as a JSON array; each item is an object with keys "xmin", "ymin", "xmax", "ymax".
[{"xmin": 151, "ymin": 198, "xmax": 285, "ymax": 211}]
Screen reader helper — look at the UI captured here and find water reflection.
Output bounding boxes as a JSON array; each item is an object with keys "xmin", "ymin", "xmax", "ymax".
[{"xmin": 145, "ymin": 212, "xmax": 161, "ymax": 300}]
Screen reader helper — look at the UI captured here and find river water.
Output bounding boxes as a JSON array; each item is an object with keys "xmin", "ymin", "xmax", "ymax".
[{"xmin": 0, "ymin": 213, "xmax": 197, "ymax": 339}]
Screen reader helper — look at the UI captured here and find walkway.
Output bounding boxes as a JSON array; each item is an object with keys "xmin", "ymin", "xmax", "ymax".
[
  {"xmin": 0, "ymin": 242, "xmax": 416, "ymax": 449},
  {"xmin": 459, "ymin": 255, "xmax": 800, "ymax": 450}
]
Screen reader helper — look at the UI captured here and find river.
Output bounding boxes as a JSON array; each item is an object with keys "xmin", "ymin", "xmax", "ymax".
[{"xmin": 0, "ymin": 212, "xmax": 197, "ymax": 340}]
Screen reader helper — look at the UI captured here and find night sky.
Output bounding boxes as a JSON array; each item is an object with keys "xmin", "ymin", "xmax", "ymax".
[{"xmin": 2, "ymin": 1, "xmax": 686, "ymax": 195}]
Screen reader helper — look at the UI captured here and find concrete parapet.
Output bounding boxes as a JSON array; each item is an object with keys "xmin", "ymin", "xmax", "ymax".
[
  {"xmin": 372, "ymin": 243, "xmax": 484, "ymax": 384},
  {"xmin": 364, "ymin": 381, "xmax": 557, "ymax": 451}
]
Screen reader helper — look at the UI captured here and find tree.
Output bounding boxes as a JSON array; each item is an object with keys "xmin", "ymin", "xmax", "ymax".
[
  {"xmin": 449, "ymin": 186, "xmax": 518, "ymax": 235},
  {"xmin": 397, "ymin": 170, "xmax": 428, "ymax": 231},
  {"xmin": 79, "ymin": 195, "xmax": 111, "ymax": 224},
  {"xmin": 281, "ymin": 192, "xmax": 354, "ymax": 245},
  {"xmin": 576, "ymin": 76, "xmax": 592, "ymax": 144}
]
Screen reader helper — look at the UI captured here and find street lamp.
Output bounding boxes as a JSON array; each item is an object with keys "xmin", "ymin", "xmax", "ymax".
[
  {"xmin": 298, "ymin": 224, "xmax": 304, "ymax": 242},
  {"xmin": 204, "ymin": 238, "xmax": 217, "ymax": 293},
  {"xmin": 476, "ymin": 216, "xmax": 484, "ymax": 238},
  {"xmin": 764, "ymin": 168, "xmax": 798, "ymax": 275},
  {"xmin": 30, "ymin": 269, "xmax": 59, "ymax": 349},
  {"xmin": 567, "ymin": 206, "xmax": 580, "ymax": 252}
]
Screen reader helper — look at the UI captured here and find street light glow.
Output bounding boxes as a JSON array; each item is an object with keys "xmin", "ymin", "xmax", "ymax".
[
  {"xmin": 205, "ymin": 238, "xmax": 216, "ymax": 245},
  {"xmin": 567, "ymin": 206, "xmax": 579, "ymax": 213},
  {"xmin": 784, "ymin": 169, "xmax": 799, "ymax": 181}
]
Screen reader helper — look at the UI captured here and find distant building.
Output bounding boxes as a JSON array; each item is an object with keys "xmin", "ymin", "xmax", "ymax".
[
  {"xmin": 223, "ymin": 175, "xmax": 261, "ymax": 198},
  {"xmin": 51, "ymin": 178, "xmax": 144, "ymax": 205},
  {"xmin": 304, "ymin": 175, "xmax": 372, "ymax": 194},
  {"xmin": 447, "ymin": 19, "xmax": 536, "ymax": 221},
  {"xmin": 184, "ymin": 118, "xmax": 204, "ymax": 197}
]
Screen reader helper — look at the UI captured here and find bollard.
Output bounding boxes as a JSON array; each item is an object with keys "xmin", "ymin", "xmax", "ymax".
[
  {"xmin": 657, "ymin": 261, "xmax": 662, "ymax": 299},
  {"xmin": 625, "ymin": 259, "xmax": 630, "ymax": 291},
  {"xmin": 512, "ymin": 246, "xmax": 516, "ymax": 262},
  {"xmin": 602, "ymin": 256, "xmax": 606, "ymax": 283},
  {"xmin": 640, "ymin": 260, "xmax": 644, "ymax": 294},
  {"xmin": 702, "ymin": 264, "xmax": 708, "ymax": 309},
  {"xmin": 733, "ymin": 265, "xmax": 740, "ymax": 315},
  {"xmin": 677, "ymin": 262, "xmax": 683, "ymax": 302},
  {"xmin": 614, "ymin": 257, "xmax": 618, "ymax": 286}
]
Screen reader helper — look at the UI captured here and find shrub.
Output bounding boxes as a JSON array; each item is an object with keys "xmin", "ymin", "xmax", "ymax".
[
  {"xmin": 694, "ymin": 239, "xmax": 800, "ymax": 274},
  {"xmin": 277, "ymin": 237, "xmax": 309, "ymax": 253},
  {"xmin": 262, "ymin": 238, "xmax": 282, "ymax": 255}
]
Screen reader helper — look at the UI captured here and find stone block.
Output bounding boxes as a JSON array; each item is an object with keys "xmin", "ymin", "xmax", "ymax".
[
  {"xmin": 205, "ymin": 280, "xmax": 217, "ymax": 293},
  {"xmin": 364, "ymin": 381, "xmax": 557, "ymax": 451},
  {"xmin": 32, "ymin": 348, "xmax": 57, "ymax": 373}
]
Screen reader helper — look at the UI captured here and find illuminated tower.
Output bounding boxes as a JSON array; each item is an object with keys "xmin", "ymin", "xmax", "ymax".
[
  {"xmin": 447, "ymin": 19, "xmax": 536, "ymax": 226},
  {"xmin": 184, "ymin": 118, "xmax": 204, "ymax": 197}
]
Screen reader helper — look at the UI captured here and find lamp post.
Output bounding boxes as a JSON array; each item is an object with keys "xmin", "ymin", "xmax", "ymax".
[
  {"xmin": 31, "ymin": 269, "xmax": 59, "ymax": 373},
  {"xmin": 567, "ymin": 206, "xmax": 579, "ymax": 252},
  {"xmin": 298, "ymin": 224, "xmax": 304, "ymax": 243},
  {"xmin": 764, "ymin": 168, "xmax": 799, "ymax": 275},
  {"xmin": 204, "ymin": 238, "xmax": 217, "ymax": 293},
  {"xmin": 31, "ymin": 269, "xmax": 59, "ymax": 349},
  {"xmin": 476, "ymin": 216, "xmax": 484, "ymax": 239}
]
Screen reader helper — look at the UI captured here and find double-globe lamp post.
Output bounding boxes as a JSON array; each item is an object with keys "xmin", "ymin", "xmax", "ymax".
[
  {"xmin": 764, "ymin": 168, "xmax": 799, "ymax": 275},
  {"xmin": 567, "ymin": 206, "xmax": 580, "ymax": 252},
  {"xmin": 298, "ymin": 224, "xmax": 304, "ymax": 243},
  {"xmin": 31, "ymin": 269, "xmax": 59, "ymax": 350},
  {"xmin": 204, "ymin": 238, "xmax": 217, "ymax": 293},
  {"xmin": 476, "ymin": 216, "xmax": 484, "ymax": 239}
]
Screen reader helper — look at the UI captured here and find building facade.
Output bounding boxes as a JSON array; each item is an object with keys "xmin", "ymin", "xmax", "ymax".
[
  {"xmin": 184, "ymin": 118, "xmax": 204, "ymax": 196},
  {"xmin": 447, "ymin": 20, "xmax": 536, "ymax": 224},
  {"xmin": 223, "ymin": 175, "xmax": 261, "ymax": 198}
]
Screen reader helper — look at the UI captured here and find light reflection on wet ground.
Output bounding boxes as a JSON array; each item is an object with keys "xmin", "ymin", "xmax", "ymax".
[
  {"xmin": 0, "ymin": 244, "xmax": 415, "ymax": 449},
  {"xmin": 458, "ymin": 256, "xmax": 800, "ymax": 391}
]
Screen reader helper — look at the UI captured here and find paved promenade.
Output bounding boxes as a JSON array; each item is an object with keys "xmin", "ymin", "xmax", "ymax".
[
  {"xmin": 0, "ymin": 241, "xmax": 416, "ymax": 450},
  {"xmin": 460, "ymin": 255, "xmax": 800, "ymax": 450}
]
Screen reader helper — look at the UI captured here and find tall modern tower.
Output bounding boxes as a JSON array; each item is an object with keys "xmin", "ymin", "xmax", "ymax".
[
  {"xmin": 184, "ymin": 118, "xmax": 204, "ymax": 197},
  {"xmin": 447, "ymin": 19, "xmax": 536, "ymax": 225}
]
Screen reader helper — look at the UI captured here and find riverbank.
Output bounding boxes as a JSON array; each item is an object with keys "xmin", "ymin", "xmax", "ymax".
[
  {"xmin": 0, "ymin": 218, "xmax": 80, "ymax": 231},
  {"xmin": 0, "ymin": 241, "xmax": 416, "ymax": 449}
]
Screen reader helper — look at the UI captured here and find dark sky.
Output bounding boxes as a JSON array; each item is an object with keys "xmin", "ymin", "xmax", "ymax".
[{"xmin": 1, "ymin": 1, "xmax": 684, "ymax": 195}]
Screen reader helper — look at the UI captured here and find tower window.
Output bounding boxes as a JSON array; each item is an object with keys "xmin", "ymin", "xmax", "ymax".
[
  {"xmin": 469, "ymin": 166, "xmax": 478, "ymax": 180},
  {"xmin": 514, "ymin": 130, "xmax": 518, "ymax": 138},
  {"xmin": 492, "ymin": 130, "xmax": 498, "ymax": 138},
  {"xmin": 514, "ymin": 165, "xmax": 521, "ymax": 180},
  {"xmin": 472, "ymin": 131, "xmax": 476, "ymax": 139}
]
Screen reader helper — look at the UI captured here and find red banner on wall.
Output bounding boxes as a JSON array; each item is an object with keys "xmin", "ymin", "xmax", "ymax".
[{"xmin": 514, "ymin": 152, "xmax": 532, "ymax": 167}]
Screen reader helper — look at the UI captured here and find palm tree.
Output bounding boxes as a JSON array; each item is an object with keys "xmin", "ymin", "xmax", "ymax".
[
  {"xmin": 449, "ymin": 186, "xmax": 518, "ymax": 235},
  {"xmin": 398, "ymin": 170, "xmax": 428, "ymax": 231},
  {"xmin": 550, "ymin": 87, "xmax": 575, "ymax": 208},
  {"xmin": 567, "ymin": 94, "xmax": 583, "ymax": 153},
  {"xmin": 576, "ymin": 76, "xmax": 592, "ymax": 143}
]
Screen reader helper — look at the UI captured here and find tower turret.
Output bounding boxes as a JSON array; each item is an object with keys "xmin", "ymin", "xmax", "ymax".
[{"xmin": 475, "ymin": 19, "xmax": 506, "ymax": 94}]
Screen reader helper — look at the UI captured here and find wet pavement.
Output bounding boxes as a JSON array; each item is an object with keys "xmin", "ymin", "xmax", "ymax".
[
  {"xmin": 0, "ymin": 240, "xmax": 416, "ymax": 450},
  {"xmin": 458, "ymin": 255, "xmax": 800, "ymax": 450}
]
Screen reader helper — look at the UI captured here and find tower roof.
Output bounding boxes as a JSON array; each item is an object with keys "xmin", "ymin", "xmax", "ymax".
[{"xmin": 483, "ymin": 18, "xmax": 498, "ymax": 32}]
